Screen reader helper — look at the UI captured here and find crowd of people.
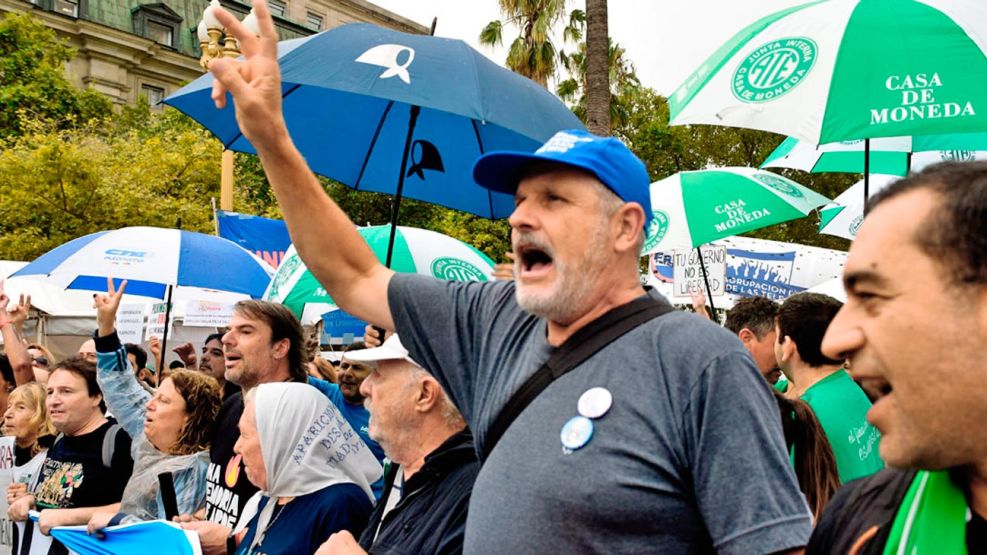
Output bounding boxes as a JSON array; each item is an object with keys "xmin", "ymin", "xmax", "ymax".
[{"xmin": 0, "ymin": 1, "xmax": 985, "ymax": 553}]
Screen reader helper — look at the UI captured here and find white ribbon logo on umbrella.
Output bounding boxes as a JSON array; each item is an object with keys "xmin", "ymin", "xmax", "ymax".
[{"xmin": 356, "ymin": 44, "xmax": 415, "ymax": 84}]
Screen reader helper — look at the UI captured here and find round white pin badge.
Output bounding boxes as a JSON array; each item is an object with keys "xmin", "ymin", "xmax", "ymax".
[{"xmin": 577, "ymin": 387, "xmax": 613, "ymax": 419}]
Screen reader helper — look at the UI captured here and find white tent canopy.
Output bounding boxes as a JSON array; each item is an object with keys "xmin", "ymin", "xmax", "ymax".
[{"xmin": 2, "ymin": 261, "xmax": 245, "ymax": 362}]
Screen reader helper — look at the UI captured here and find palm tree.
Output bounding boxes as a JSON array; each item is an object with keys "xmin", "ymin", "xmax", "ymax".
[
  {"xmin": 584, "ymin": 0, "xmax": 610, "ymax": 135},
  {"xmin": 556, "ymin": 39, "xmax": 639, "ymax": 130},
  {"xmin": 479, "ymin": 1, "xmax": 584, "ymax": 88}
]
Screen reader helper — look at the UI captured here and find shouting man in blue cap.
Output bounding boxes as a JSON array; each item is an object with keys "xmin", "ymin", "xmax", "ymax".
[{"xmin": 203, "ymin": 2, "xmax": 812, "ymax": 552}]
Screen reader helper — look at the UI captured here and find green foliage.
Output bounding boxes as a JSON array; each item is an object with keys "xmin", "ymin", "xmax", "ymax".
[
  {"xmin": 557, "ymin": 38, "xmax": 639, "ymax": 129},
  {"xmin": 0, "ymin": 12, "xmax": 112, "ymax": 138},
  {"xmin": 426, "ymin": 211, "xmax": 511, "ymax": 262},
  {"xmin": 616, "ymin": 86, "xmax": 852, "ymax": 251},
  {"xmin": 0, "ymin": 106, "xmax": 222, "ymax": 260},
  {"xmin": 479, "ymin": 0, "xmax": 580, "ymax": 87}
]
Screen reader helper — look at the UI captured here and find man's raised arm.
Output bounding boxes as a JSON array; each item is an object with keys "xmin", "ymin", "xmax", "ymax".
[{"xmin": 208, "ymin": 0, "xmax": 394, "ymax": 329}]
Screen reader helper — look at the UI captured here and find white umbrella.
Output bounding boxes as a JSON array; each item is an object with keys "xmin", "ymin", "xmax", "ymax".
[
  {"xmin": 10, "ymin": 227, "xmax": 274, "ymax": 370},
  {"xmin": 670, "ymin": 1, "xmax": 987, "ymax": 144},
  {"xmin": 762, "ymin": 133, "xmax": 987, "ymax": 176},
  {"xmin": 818, "ymin": 174, "xmax": 899, "ymax": 240},
  {"xmin": 646, "ymin": 167, "xmax": 830, "ymax": 254}
]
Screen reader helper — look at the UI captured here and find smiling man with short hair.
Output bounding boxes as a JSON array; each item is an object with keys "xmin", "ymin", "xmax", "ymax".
[{"xmin": 808, "ymin": 162, "xmax": 987, "ymax": 554}]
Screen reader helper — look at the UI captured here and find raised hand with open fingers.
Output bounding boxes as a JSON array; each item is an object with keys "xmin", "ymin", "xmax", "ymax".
[
  {"xmin": 207, "ymin": 0, "xmax": 289, "ymax": 151},
  {"xmin": 94, "ymin": 278, "xmax": 128, "ymax": 337},
  {"xmin": 8, "ymin": 293, "xmax": 31, "ymax": 329}
]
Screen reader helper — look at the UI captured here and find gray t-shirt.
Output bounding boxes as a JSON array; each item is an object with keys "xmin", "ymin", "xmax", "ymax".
[{"xmin": 389, "ymin": 275, "xmax": 812, "ymax": 554}]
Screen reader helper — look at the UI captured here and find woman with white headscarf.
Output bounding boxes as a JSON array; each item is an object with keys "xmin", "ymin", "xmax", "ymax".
[{"xmin": 233, "ymin": 382, "xmax": 381, "ymax": 555}]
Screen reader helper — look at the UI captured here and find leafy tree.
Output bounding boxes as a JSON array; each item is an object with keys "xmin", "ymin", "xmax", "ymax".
[
  {"xmin": 0, "ymin": 12, "xmax": 111, "ymax": 138},
  {"xmin": 557, "ymin": 38, "xmax": 638, "ymax": 130},
  {"xmin": 615, "ymin": 86, "xmax": 852, "ymax": 251},
  {"xmin": 0, "ymin": 108, "xmax": 221, "ymax": 260},
  {"xmin": 479, "ymin": 1, "xmax": 584, "ymax": 87}
]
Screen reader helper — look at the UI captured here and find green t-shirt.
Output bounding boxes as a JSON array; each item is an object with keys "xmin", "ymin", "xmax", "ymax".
[
  {"xmin": 800, "ymin": 369, "xmax": 883, "ymax": 483},
  {"xmin": 773, "ymin": 377, "xmax": 789, "ymax": 394}
]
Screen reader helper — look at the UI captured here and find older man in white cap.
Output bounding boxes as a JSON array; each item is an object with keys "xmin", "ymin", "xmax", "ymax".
[{"xmin": 317, "ymin": 335, "xmax": 477, "ymax": 555}]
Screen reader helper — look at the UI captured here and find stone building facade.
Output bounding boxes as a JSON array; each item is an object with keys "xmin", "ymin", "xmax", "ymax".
[{"xmin": 0, "ymin": 0, "xmax": 424, "ymax": 105}]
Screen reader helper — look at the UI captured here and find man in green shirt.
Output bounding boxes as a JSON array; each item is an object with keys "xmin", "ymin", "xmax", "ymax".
[{"xmin": 775, "ymin": 292, "xmax": 883, "ymax": 483}]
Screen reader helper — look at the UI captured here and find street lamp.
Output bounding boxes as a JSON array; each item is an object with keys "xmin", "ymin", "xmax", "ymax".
[{"xmin": 196, "ymin": 0, "xmax": 260, "ymax": 211}]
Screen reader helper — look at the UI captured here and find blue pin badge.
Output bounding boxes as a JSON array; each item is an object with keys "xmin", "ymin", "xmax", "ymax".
[{"xmin": 560, "ymin": 415, "xmax": 594, "ymax": 453}]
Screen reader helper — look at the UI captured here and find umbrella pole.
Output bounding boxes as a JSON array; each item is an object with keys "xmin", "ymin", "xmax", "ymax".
[
  {"xmin": 863, "ymin": 138, "xmax": 870, "ymax": 203},
  {"xmin": 385, "ymin": 105, "xmax": 422, "ymax": 268},
  {"xmin": 158, "ymin": 284, "xmax": 174, "ymax": 386},
  {"xmin": 696, "ymin": 246, "xmax": 717, "ymax": 315}
]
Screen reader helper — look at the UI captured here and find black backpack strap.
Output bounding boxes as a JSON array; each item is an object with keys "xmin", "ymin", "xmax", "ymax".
[{"xmin": 479, "ymin": 295, "xmax": 674, "ymax": 461}]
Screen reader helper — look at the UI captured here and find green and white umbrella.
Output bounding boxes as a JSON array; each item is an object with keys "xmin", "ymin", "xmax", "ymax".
[
  {"xmin": 818, "ymin": 174, "xmax": 898, "ymax": 240},
  {"xmin": 265, "ymin": 225, "xmax": 495, "ymax": 323},
  {"xmin": 762, "ymin": 133, "xmax": 987, "ymax": 175},
  {"xmin": 644, "ymin": 167, "xmax": 831, "ymax": 254},
  {"xmin": 670, "ymin": 0, "xmax": 987, "ymax": 144}
]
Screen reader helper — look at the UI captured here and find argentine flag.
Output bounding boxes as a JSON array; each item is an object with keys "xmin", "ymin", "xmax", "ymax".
[{"xmin": 15, "ymin": 518, "xmax": 200, "ymax": 555}]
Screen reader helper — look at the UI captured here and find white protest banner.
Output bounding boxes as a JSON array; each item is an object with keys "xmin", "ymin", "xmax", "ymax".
[
  {"xmin": 2, "ymin": 440, "xmax": 48, "ymax": 555},
  {"xmin": 672, "ymin": 246, "xmax": 726, "ymax": 299},
  {"xmin": 0, "ymin": 437, "xmax": 14, "ymax": 555},
  {"xmin": 183, "ymin": 301, "xmax": 234, "ymax": 329},
  {"xmin": 14, "ymin": 519, "xmax": 81, "ymax": 555},
  {"xmin": 14, "ymin": 520, "xmax": 53, "ymax": 555},
  {"xmin": 117, "ymin": 304, "xmax": 148, "ymax": 345},
  {"xmin": 145, "ymin": 302, "xmax": 174, "ymax": 342},
  {"xmin": 648, "ymin": 235, "xmax": 847, "ymax": 309}
]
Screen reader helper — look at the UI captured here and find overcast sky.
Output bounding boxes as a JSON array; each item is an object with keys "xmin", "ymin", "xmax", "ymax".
[{"xmin": 370, "ymin": 0, "xmax": 804, "ymax": 95}]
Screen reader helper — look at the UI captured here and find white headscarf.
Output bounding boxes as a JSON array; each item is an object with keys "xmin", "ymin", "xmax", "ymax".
[{"xmin": 244, "ymin": 382, "xmax": 382, "ymax": 549}]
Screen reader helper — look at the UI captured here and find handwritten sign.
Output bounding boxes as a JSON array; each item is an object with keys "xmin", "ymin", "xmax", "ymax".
[{"xmin": 672, "ymin": 247, "xmax": 726, "ymax": 299}]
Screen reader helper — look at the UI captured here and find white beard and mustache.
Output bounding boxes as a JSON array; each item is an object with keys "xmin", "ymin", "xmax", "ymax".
[{"xmin": 513, "ymin": 224, "xmax": 611, "ymax": 325}]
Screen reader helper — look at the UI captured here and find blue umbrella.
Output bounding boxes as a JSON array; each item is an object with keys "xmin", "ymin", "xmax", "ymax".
[
  {"xmin": 11, "ymin": 226, "xmax": 272, "ymax": 298},
  {"xmin": 11, "ymin": 226, "xmax": 274, "ymax": 370},
  {"xmin": 165, "ymin": 23, "xmax": 583, "ymax": 260}
]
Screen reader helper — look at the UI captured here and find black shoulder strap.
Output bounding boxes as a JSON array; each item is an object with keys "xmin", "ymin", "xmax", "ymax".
[
  {"xmin": 480, "ymin": 295, "xmax": 674, "ymax": 461},
  {"xmin": 101, "ymin": 424, "xmax": 122, "ymax": 469}
]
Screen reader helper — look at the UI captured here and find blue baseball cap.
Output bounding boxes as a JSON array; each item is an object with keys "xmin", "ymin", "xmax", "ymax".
[{"xmin": 473, "ymin": 129, "xmax": 653, "ymax": 230}]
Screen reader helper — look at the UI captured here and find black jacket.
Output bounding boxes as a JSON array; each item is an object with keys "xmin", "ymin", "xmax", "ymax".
[
  {"xmin": 807, "ymin": 468, "xmax": 916, "ymax": 555},
  {"xmin": 359, "ymin": 429, "xmax": 479, "ymax": 555},
  {"xmin": 808, "ymin": 467, "xmax": 987, "ymax": 554}
]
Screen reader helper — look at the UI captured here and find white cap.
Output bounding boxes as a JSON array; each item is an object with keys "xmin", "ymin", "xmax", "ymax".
[{"xmin": 343, "ymin": 334, "xmax": 421, "ymax": 368}]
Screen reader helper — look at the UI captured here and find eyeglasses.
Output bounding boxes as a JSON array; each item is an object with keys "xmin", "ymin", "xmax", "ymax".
[{"xmin": 32, "ymin": 357, "xmax": 49, "ymax": 367}]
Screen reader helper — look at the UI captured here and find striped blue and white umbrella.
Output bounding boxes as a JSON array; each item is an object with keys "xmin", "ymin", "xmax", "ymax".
[{"xmin": 10, "ymin": 226, "xmax": 274, "ymax": 299}]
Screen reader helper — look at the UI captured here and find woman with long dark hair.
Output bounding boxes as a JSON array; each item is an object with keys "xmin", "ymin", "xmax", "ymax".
[{"xmin": 774, "ymin": 390, "xmax": 842, "ymax": 520}]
